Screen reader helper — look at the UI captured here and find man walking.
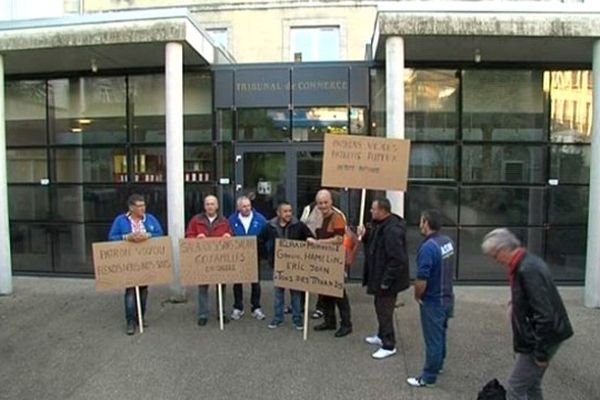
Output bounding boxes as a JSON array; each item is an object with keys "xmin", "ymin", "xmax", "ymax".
[
  {"xmin": 185, "ymin": 195, "xmax": 232, "ymax": 326},
  {"xmin": 229, "ymin": 196, "xmax": 268, "ymax": 321},
  {"xmin": 108, "ymin": 194, "xmax": 164, "ymax": 335},
  {"xmin": 358, "ymin": 197, "xmax": 409, "ymax": 359},
  {"xmin": 310, "ymin": 189, "xmax": 353, "ymax": 338},
  {"xmin": 407, "ymin": 209, "xmax": 455, "ymax": 387},
  {"xmin": 481, "ymin": 228, "xmax": 573, "ymax": 400},
  {"xmin": 260, "ymin": 201, "xmax": 313, "ymax": 329}
]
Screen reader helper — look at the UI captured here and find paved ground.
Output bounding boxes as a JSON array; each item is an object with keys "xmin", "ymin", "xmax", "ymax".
[{"xmin": 0, "ymin": 277, "xmax": 597, "ymax": 400}]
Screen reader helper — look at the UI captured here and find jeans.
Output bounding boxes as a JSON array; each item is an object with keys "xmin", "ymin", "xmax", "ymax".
[
  {"xmin": 420, "ymin": 303, "xmax": 452, "ymax": 384},
  {"xmin": 321, "ymin": 290, "xmax": 352, "ymax": 328},
  {"xmin": 233, "ymin": 282, "xmax": 261, "ymax": 311},
  {"xmin": 506, "ymin": 353, "xmax": 549, "ymax": 400},
  {"xmin": 197, "ymin": 284, "xmax": 227, "ymax": 319},
  {"xmin": 374, "ymin": 293, "xmax": 397, "ymax": 350},
  {"xmin": 273, "ymin": 287, "xmax": 302, "ymax": 326},
  {"xmin": 125, "ymin": 286, "xmax": 147, "ymax": 323}
]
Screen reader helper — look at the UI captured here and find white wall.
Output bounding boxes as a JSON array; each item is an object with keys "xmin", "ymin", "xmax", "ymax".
[{"xmin": 0, "ymin": 0, "xmax": 65, "ymax": 21}]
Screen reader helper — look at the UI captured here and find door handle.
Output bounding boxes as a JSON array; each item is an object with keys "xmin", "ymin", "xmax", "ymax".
[
  {"xmin": 235, "ymin": 184, "xmax": 242, "ymax": 191},
  {"xmin": 235, "ymin": 155, "xmax": 242, "ymax": 163}
]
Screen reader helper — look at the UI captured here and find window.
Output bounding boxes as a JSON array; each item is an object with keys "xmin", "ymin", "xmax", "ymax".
[
  {"xmin": 290, "ymin": 26, "xmax": 340, "ymax": 62},
  {"xmin": 207, "ymin": 28, "xmax": 228, "ymax": 49}
]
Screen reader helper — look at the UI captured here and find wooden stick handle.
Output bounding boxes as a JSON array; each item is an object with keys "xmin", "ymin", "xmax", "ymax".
[
  {"xmin": 303, "ymin": 291, "xmax": 309, "ymax": 341},
  {"xmin": 218, "ymin": 284, "xmax": 224, "ymax": 331},
  {"xmin": 135, "ymin": 286, "xmax": 144, "ymax": 334},
  {"xmin": 358, "ymin": 188, "xmax": 367, "ymax": 240}
]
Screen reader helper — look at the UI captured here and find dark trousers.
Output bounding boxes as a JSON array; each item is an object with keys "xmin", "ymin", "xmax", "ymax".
[
  {"xmin": 232, "ymin": 282, "xmax": 261, "ymax": 311},
  {"xmin": 125, "ymin": 286, "xmax": 147, "ymax": 323},
  {"xmin": 321, "ymin": 289, "xmax": 352, "ymax": 328},
  {"xmin": 315, "ymin": 294, "xmax": 325, "ymax": 311},
  {"xmin": 374, "ymin": 292, "xmax": 397, "ymax": 350}
]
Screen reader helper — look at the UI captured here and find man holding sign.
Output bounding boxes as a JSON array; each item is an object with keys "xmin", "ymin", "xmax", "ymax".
[
  {"xmin": 185, "ymin": 195, "xmax": 233, "ymax": 326},
  {"xmin": 108, "ymin": 194, "xmax": 164, "ymax": 335},
  {"xmin": 310, "ymin": 189, "xmax": 353, "ymax": 338}
]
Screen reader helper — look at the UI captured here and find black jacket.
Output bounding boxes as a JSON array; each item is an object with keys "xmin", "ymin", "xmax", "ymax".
[
  {"xmin": 259, "ymin": 217, "xmax": 313, "ymax": 266},
  {"xmin": 362, "ymin": 214, "xmax": 410, "ymax": 295},
  {"xmin": 511, "ymin": 252, "xmax": 574, "ymax": 362}
]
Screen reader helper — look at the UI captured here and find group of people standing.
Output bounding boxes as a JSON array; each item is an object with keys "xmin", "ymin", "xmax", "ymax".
[{"xmin": 108, "ymin": 190, "xmax": 573, "ymax": 399}]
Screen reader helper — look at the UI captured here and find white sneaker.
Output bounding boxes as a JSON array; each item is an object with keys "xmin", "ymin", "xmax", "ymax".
[
  {"xmin": 252, "ymin": 308, "xmax": 266, "ymax": 320},
  {"xmin": 230, "ymin": 309, "xmax": 244, "ymax": 320},
  {"xmin": 372, "ymin": 347, "xmax": 397, "ymax": 360},
  {"xmin": 406, "ymin": 377, "xmax": 435, "ymax": 388},
  {"xmin": 364, "ymin": 335, "xmax": 383, "ymax": 346}
]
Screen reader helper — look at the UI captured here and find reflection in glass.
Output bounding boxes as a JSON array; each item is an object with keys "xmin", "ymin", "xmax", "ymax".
[
  {"xmin": 549, "ymin": 70, "xmax": 592, "ymax": 143},
  {"xmin": 545, "ymin": 228, "xmax": 586, "ymax": 281},
  {"xmin": 290, "ymin": 26, "xmax": 340, "ymax": 62},
  {"xmin": 10, "ymin": 223, "xmax": 52, "ymax": 272},
  {"xmin": 405, "ymin": 185, "xmax": 458, "ymax": 225},
  {"xmin": 48, "ymin": 77, "xmax": 127, "ymax": 145},
  {"xmin": 5, "ymin": 80, "xmax": 47, "ymax": 146},
  {"xmin": 550, "ymin": 145, "xmax": 590, "ymax": 184},
  {"xmin": 405, "ymin": 69, "xmax": 458, "ymax": 140},
  {"xmin": 53, "ymin": 148, "xmax": 127, "ymax": 183},
  {"xmin": 216, "ymin": 109, "xmax": 233, "ymax": 141},
  {"xmin": 292, "ymin": 107, "xmax": 347, "ymax": 141},
  {"xmin": 350, "ymin": 108, "xmax": 368, "ymax": 135},
  {"xmin": 459, "ymin": 227, "xmax": 544, "ymax": 280},
  {"xmin": 462, "ymin": 70, "xmax": 545, "ymax": 141},
  {"xmin": 7, "ymin": 149, "xmax": 47, "ymax": 183},
  {"xmin": 8, "ymin": 186, "xmax": 49, "ymax": 220},
  {"xmin": 462, "ymin": 145, "xmax": 544, "ymax": 183},
  {"xmin": 241, "ymin": 153, "xmax": 286, "ymax": 219},
  {"xmin": 409, "ymin": 144, "xmax": 456, "ymax": 181},
  {"xmin": 184, "ymin": 145, "xmax": 213, "ymax": 183},
  {"xmin": 460, "ymin": 187, "xmax": 545, "ymax": 226},
  {"xmin": 131, "ymin": 74, "xmax": 164, "ymax": 143},
  {"xmin": 370, "ymin": 68, "xmax": 386, "ymax": 137},
  {"xmin": 184, "ymin": 73, "xmax": 213, "ymax": 142},
  {"xmin": 238, "ymin": 109, "xmax": 289, "ymax": 141},
  {"xmin": 52, "ymin": 224, "xmax": 110, "ymax": 274},
  {"xmin": 548, "ymin": 186, "xmax": 589, "ymax": 225},
  {"xmin": 297, "ymin": 151, "xmax": 323, "ymax": 212},
  {"xmin": 53, "ymin": 186, "xmax": 126, "ymax": 223},
  {"xmin": 130, "ymin": 147, "xmax": 166, "ymax": 183}
]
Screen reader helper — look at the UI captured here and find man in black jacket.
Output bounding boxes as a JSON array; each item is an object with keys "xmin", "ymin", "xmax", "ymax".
[
  {"xmin": 358, "ymin": 197, "xmax": 410, "ymax": 359},
  {"xmin": 482, "ymin": 228, "xmax": 573, "ymax": 400},
  {"xmin": 259, "ymin": 201, "xmax": 313, "ymax": 329}
]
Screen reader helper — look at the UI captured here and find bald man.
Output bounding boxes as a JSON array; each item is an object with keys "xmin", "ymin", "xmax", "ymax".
[
  {"xmin": 309, "ymin": 189, "xmax": 353, "ymax": 338},
  {"xmin": 185, "ymin": 195, "xmax": 233, "ymax": 326}
]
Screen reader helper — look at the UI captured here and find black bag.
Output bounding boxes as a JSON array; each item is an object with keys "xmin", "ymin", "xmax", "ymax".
[{"xmin": 477, "ymin": 379, "xmax": 506, "ymax": 400}]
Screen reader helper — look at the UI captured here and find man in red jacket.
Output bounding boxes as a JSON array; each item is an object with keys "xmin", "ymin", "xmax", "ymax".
[{"xmin": 185, "ymin": 195, "xmax": 232, "ymax": 326}]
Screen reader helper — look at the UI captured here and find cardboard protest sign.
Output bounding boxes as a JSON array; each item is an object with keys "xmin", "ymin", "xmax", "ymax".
[
  {"xmin": 179, "ymin": 236, "xmax": 258, "ymax": 285},
  {"xmin": 274, "ymin": 239, "xmax": 345, "ymax": 298},
  {"xmin": 321, "ymin": 134, "xmax": 411, "ymax": 191},
  {"xmin": 92, "ymin": 236, "xmax": 173, "ymax": 291}
]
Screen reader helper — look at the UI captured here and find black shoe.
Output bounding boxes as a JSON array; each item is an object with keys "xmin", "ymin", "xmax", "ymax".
[
  {"xmin": 334, "ymin": 326, "xmax": 353, "ymax": 338},
  {"xmin": 314, "ymin": 322, "xmax": 336, "ymax": 331},
  {"xmin": 126, "ymin": 321, "xmax": 135, "ymax": 335},
  {"xmin": 197, "ymin": 318, "xmax": 208, "ymax": 326}
]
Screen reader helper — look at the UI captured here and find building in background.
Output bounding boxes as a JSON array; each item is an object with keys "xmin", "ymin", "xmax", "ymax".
[{"xmin": 0, "ymin": 1, "xmax": 598, "ymax": 304}]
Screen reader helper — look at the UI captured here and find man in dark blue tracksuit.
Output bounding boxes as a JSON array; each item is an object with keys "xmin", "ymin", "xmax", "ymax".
[
  {"xmin": 228, "ymin": 196, "xmax": 268, "ymax": 320},
  {"xmin": 408, "ymin": 209, "xmax": 455, "ymax": 388}
]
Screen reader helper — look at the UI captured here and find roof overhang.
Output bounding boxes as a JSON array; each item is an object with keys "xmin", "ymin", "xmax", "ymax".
[
  {"xmin": 372, "ymin": 3, "xmax": 600, "ymax": 65},
  {"xmin": 0, "ymin": 8, "xmax": 235, "ymax": 75}
]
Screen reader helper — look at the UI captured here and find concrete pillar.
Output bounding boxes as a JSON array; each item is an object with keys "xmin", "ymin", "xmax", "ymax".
[
  {"xmin": 385, "ymin": 36, "xmax": 405, "ymax": 217},
  {"xmin": 0, "ymin": 55, "xmax": 13, "ymax": 295},
  {"xmin": 165, "ymin": 42, "xmax": 185, "ymax": 299},
  {"xmin": 584, "ymin": 40, "xmax": 600, "ymax": 308}
]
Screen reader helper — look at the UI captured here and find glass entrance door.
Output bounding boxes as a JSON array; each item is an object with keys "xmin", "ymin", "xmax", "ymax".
[{"xmin": 234, "ymin": 144, "xmax": 323, "ymax": 219}]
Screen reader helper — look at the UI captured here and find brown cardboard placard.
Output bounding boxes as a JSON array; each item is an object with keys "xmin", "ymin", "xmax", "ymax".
[
  {"xmin": 274, "ymin": 239, "xmax": 345, "ymax": 298},
  {"xmin": 92, "ymin": 237, "xmax": 173, "ymax": 291},
  {"xmin": 321, "ymin": 134, "xmax": 411, "ymax": 191},
  {"xmin": 179, "ymin": 236, "xmax": 258, "ymax": 285}
]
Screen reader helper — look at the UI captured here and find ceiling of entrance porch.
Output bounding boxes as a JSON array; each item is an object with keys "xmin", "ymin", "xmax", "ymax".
[{"xmin": 0, "ymin": 8, "xmax": 234, "ymax": 75}]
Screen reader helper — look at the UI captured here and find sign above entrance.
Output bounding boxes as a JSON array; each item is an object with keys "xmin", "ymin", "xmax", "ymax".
[
  {"xmin": 292, "ymin": 67, "xmax": 348, "ymax": 106},
  {"xmin": 321, "ymin": 134, "xmax": 411, "ymax": 191}
]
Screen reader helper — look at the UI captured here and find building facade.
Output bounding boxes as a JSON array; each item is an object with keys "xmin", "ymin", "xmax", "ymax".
[{"xmin": 0, "ymin": 2, "xmax": 598, "ymax": 306}]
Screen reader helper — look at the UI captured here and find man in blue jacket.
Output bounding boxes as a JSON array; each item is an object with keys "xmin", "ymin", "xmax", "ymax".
[
  {"xmin": 229, "ymin": 196, "xmax": 268, "ymax": 321},
  {"xmin": 108, "ymin": 194, "xmax": 164, "ymax": 335},
  {"xmin": 408, "ymin": 209, "xmax": 455, "ymax": 387}
]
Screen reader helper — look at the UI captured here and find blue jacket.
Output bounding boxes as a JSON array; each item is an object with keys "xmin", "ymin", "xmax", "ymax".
[
  {"xmin": 108, "ymin": 213, "xmax": 164, "ymax": 241},
  {"xmin": 228, "ymin": 209, "xmax": 267, "ymax": 236}
]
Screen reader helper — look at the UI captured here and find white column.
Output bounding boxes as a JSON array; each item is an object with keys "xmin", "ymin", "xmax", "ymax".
[
  {"xmin": 165, "ymin": 42, "xmax": 185, "ymax": 299},
  {"xmin": 385, "ymin": 36, "xmax": 405, "ymax": 216},
  {"xmin": 0, "ymin": 55, "xmax": 13, "ymax": 295},
  {"xmin": 585, "ymin": 40, "xmax": 600, "ymax": 308}
]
